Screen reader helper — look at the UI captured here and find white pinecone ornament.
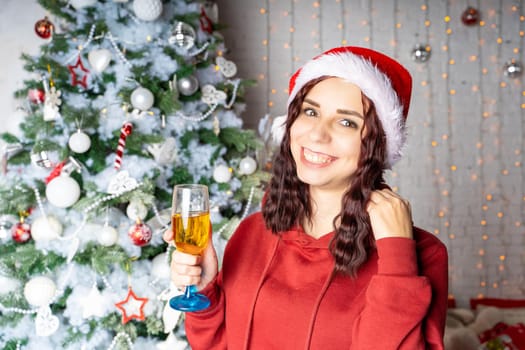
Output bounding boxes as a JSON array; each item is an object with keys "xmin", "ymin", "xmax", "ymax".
[{"xmin": 133, "ymin": 0, "xmax": 163, "ymax": 21}]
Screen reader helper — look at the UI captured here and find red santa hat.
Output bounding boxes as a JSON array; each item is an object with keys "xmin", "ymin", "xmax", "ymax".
[{"xmin": 274, "ymin": 46, "xmax": 412, "ymax": 167}]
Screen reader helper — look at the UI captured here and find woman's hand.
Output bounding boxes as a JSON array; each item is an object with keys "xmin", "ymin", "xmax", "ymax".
[
  {"xmin": 366, "ymin": 188, "xmax": 413, "ymax": 240},
  {"xmin": 163, "ymin": 230, "xmax": 218, "ymax": 291}
]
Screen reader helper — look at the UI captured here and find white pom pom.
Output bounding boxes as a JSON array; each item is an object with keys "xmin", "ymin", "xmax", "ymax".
[
  {"xmin": 271, "ymin": 115, "xmax": 287, "ymax": 145},
  {"xmin": 24, "ymin": 276, "xmax": 56, "ymax": 306}
]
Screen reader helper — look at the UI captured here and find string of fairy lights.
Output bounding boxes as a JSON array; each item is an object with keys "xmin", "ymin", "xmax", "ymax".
[{"xmin": 253, "ymin": 0, "xmax": 524, "ymax": 303}]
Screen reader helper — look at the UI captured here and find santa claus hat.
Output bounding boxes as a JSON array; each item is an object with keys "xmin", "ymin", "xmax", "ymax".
[{"xmin": 274, "ymin": 46, "xmax": 412, "ymax": 167}]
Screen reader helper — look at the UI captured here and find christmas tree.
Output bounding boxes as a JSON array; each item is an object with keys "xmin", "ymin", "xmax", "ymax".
[{"xmin": 0, "ymin": 0, "xmax": 268, "ymax": 348}]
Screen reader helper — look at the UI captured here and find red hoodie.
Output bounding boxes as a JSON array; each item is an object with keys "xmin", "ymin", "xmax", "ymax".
[{"xmin": 185, "ymin": 212, "xmax": 448, "ymax": 349}]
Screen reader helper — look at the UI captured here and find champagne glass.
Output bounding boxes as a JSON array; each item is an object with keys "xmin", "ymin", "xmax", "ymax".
[{"xmin": 169, "ymin": 184, "xmax": 211, "ymax": 312}]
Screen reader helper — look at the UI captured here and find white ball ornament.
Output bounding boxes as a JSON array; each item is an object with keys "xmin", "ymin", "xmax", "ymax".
[
  {"xmin": 46, "ymin": 175, "xmax": 81, "ymax": 208},
  {"xmin": 213, "ymin": 164, "xmax": 232, "ymax": 183},
  {"xmin": 24, "ymin": 276, "xmax": 56, "ymax": 307},
  {"xmin": 68, "ymin": 130, "xmax": 91, "ymax": 153},
  {"xmin": 69, "ymin": 0, "xmax": 97, "ymax": 9},
  {"xmin": 98, "ymin": 224, "xmax": 119, "ymax": 246},
  {"xmin": 239, "ymin": 156, "xmax": 257, "ymax": 175},
  {"xmin": 131, "ymin": 87, "xmax": 154, "ymax": 110},
  {"xmin": 133, "ymin": 0, "xmax": 163, "ymax": 21},
  {"xmin": 151, "ymin": 253, "xmax": 170, "ymax": 279},
  {"xmin": 31, "ymin": 216, "xmax": 63, "ymax": 241},
  {"xmin": 126, "ymin": 200, "xmax": 148, "ymax": 221}
]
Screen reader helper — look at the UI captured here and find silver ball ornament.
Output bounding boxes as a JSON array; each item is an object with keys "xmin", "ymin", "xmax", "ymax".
[
  {"xmin": 503, "ymin": 60, "xmax": 523, "ymax": 79},
  {"xmin": 169, "ymin": 21, "xmax": 197, "ymax": 51},
  {"xmin": 411, "ymin": 44, "xmax": 431, "ymax": 63},
  {"xmin": 131, "ymin": 87, "xmax": 155, "ymax": 110},
  {"xmin": 177, "ymin": 76, "xmax": 199, "ymax": 96}
]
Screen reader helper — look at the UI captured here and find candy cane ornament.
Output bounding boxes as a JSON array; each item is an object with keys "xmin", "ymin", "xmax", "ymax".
[{"xmin": 114, "ymin": 122, "xmax": 133, "ymax": 170}]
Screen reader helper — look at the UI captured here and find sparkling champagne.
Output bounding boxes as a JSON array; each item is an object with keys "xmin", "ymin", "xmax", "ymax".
[{"xmin": 172, "ymin": 212, "xmax": 210, "ymax": 255}]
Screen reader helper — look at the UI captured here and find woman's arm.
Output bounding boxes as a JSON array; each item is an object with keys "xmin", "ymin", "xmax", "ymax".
[{"xmin": 352, "ymin": 236, "xmax": 448, "ymax": 349}]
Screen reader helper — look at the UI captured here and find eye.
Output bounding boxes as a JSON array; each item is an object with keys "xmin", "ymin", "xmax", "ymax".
[
  {"xmin": 302, "ymin": 107, "xmax": 317, "ymax": 117},
  {"xmin": 339, "ymin": 119, "xmax": 359, "ymax": 129}
]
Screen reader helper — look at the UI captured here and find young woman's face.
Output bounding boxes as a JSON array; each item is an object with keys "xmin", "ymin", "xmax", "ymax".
[{"xmin": 290, "ymin": 77, "xmax": 365, "ymax": 193}]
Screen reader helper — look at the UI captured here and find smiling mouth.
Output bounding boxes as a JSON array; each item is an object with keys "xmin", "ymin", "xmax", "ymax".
[{"xmin": 303, "ymin": 148, "xmax": 335, "ymax": 164}]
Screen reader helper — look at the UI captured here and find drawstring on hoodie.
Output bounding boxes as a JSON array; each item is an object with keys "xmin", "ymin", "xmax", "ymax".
[
  {"xmin": 303, "ymin": 270, "xmax": 335, "ymax": 349},
  {"xmin": 242, "ymin": 238, "xmax": 281, "ymax": 350}
]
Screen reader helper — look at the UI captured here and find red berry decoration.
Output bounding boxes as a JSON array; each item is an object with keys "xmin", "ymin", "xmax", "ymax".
[
  {"xmin": 461, "ymin": 6, "xmax": 480, "ymax": 26},
  {"xmin": 35, "ymin": 16, "xmax": 54, "ymax": 39},
  {"xmin": 128, "ymin": 222, "xmax": 152, "ymax": 246},
  {"xmin": 12, "ymin": 222, "xmax": 31, "ymax": 243}
]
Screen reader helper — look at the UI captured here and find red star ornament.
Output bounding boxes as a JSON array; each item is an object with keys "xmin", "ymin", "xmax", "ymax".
[
  {"xmin": 67, "ymin": 56, "xmax": 90, "ymax": 89},
  {"xmin": 115, "ymin": 287, "xmax": 149, "ymax": 324}
]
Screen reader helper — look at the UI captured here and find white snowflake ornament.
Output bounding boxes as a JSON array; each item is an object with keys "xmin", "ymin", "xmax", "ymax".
[
  {"xmin": 201, "ymin": 85, "xmax": 227, "ymax": 105},
  {"xmin": 43, "ymin": 86, "xmax": 62, "ymax": 121},
  {"xmin": 216, "ymin": 56, "xmax": 237, "ymax": 78}
]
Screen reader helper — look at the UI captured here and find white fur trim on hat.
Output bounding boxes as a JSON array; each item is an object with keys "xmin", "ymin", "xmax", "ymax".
[{"xmin": 286, "ymin": 51, "xmax": 407, "ymax": 167}]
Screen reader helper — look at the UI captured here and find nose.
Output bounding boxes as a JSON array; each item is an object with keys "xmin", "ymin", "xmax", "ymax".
[{"xmin": 308, "ymin": 119, "xmax": 331, "ymax": 143}]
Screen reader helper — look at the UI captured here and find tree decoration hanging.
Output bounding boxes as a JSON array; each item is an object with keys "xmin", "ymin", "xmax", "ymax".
[
  {"xmin": 11, "ymin": 213, "xmax": 31, "ymax": 243},
  {"xmin": 503, "ymin": 59, "xmax": 523, "ymax": 79},
  {"xmin": 130, "ymin": 86, "xmax": 155, "ymax": 111},
  {"xmin": 45, "ymin": 157, "xmax": 82, "ymax": 208},
  {"xmin": 132, "ymin": 0, "xmax": 163, "ymax": 21},
  {"xmin": 411, "ymin": 44, "xmax": 432, "ymax": 63},
  {"xmin": 27, "ymin": 88, "xmax": 45, "ymax": 104},
  {"xmin": 68, "ymin": 129, "xmax": 91, "ymax": 154},
  {"xmin": 168, "ymin": 22, "xmax": 197, "ymax": 51},
  {"xmin": 114, "ymin": 121, "xmax": 133, "ymax": 170},
  {"xmin": 34, "ymin": 16, "xmax": 54, "ymax": 39},
  {"xmin": 127, "ymin": 220, "xmax": 152, "ymax": 246},
  {"xmin": 176, "ymin": 75, "xmax": 199, "ymax": 96},
  {"xmin": 67, "ymin": 56, "xmax": 90, "ymax": 89},
  {"xmin": 461, "ymin": 6, "xmax": 480, "ymax": 26},
  {"xmin": 115, "ymin": 287, "xmax": 149, "ymax": 324},
  {"xmin": 87, "ymin": 48, "xmax": 112, "ymax": 73}
]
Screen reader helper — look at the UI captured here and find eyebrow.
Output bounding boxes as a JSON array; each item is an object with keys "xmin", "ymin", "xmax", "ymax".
[{"xmin": 303, "ymin": 98, "xmax": 364, "ymax": 119}]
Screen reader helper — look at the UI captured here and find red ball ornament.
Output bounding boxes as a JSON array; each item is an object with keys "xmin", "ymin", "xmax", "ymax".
[
  {"xmin": 128, "ymin": 222, "xmax": 152, "ymax": 246},
  {"xmin": 461, "ymin": 7, "xmax": 480, "ymax": 26},
  {"xmin": 28, "ymin": 89, "xmax": 45, "ymax": 104},
  {"xmin": 34, "ymin": 16, "xmax": 54, "ymax": 39},
  {"xmin": 12, "ymin": 222, "xmax": 31, "ymax": 243}
]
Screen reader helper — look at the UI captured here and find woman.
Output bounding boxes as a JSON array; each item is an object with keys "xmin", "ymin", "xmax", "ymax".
[{"xmin": 164, "ymin": 46, "xmax": 448, "ymax": 349}]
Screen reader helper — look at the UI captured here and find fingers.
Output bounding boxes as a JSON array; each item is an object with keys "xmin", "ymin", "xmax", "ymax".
[
  {"xmin": 163, "ymin": 229, "xmax": 174, "ymax": 243},
  {"xmin": 170, "ymin": 250, "xmax": 203, "ymax": 287}
]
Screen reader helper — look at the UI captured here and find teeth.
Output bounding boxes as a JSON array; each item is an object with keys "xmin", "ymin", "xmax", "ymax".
[{"xmin": 303, "ymin": 149, "xmax": 332, "ymax": 164}]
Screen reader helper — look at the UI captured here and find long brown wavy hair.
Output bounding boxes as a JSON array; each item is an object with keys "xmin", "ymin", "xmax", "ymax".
[{"xmin": 262, "ymin": 76, "xmax": 389, "ymax": 277}]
